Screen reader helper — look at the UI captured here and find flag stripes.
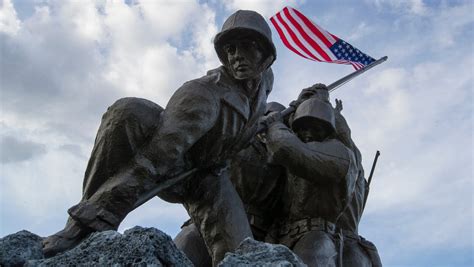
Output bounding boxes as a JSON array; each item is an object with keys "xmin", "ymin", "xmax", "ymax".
[{"xmin": 270, "ymin": 7, "xmax": 375, "ymax": 70}]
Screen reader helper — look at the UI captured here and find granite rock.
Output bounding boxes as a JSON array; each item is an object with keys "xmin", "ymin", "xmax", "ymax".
[
  {"xmin": 1, "ymin": 226, "xmax": 192, "ymax": 267},
  {"xmin": 218, "ymin": 238, "xmax": 307, "ymax": 267},
  {"xmin": 0, "ymin": 230, "xmax": 44, "ymax": 267}
]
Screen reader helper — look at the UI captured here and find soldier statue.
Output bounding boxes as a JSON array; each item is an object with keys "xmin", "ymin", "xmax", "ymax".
[
  {"xmin": 174, "ymin": 102, "xmax": 288, "ymax": 267},
  {"xmin": 42, "ymin": 10, "xmax": 277, "ymax": 266},
  {"xmin": 264, "ymin": 88, "xmax": 358, "ymax": 266},
  {"xmin": 332, "ymin": 99, "xmax": 383, "ymax": 267}
]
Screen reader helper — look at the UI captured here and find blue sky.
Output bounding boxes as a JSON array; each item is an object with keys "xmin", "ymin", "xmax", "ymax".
[{"xmin": 1, "ymin": 0, "xmax": 472, "ymax": 266}]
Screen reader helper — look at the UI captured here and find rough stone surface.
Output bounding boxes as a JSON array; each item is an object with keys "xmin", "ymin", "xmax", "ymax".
[
  {"xmin": 0, "ymin": 230, "xmax": 44, "ymax": 267},
  {"xmin": 22, "ymin": 226, "xmax": 192, "ymax": 267},
  {"xmin": 218, "ymin": 238, "xmax": 307, "ymax": 267}
]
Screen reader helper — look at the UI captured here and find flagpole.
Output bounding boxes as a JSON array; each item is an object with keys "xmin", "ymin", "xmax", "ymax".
[
  {"xmin": 328, "ymin": 56, "xmax": 388, "ymax": 92},
  {"xmin": 280, "ymin": 56, "xmax": 388, "ymax": 117}
]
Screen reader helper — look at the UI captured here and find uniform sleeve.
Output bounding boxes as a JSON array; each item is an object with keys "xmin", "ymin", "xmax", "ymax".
[
  {"xmin": 135, "ymin": 81, "xmax": 220, "ymax": 178},
  {"xmin": 266, "ymin": 122, "xmax": 355, "ymax": 187}
]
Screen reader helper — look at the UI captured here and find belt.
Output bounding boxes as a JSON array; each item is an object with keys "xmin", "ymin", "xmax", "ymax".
[
  {"xmin": 278, "ymin": 217, "xmax": 336, "ymax": 237},
  {"xmin": 340, "ymin": 228, "xmax": 360, "ymax": 240}
]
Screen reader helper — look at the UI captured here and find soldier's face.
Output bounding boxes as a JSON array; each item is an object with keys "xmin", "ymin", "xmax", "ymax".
[
  {"xmin": 296, "ymin": 124, "xmax": 330, "ymax": 143},
  {"xmin": 224, "ymin": 38, "xmax": 264, "ymax": 80}
]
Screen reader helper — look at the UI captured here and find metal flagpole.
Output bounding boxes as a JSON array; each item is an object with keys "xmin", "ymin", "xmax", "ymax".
[
  {"xmin": 328, "ymin": 56, "xmax": 388, "ymax": 92},
  {"xmin": 280, "ymin": 56, "xmax": 388, "ymax": 117}
]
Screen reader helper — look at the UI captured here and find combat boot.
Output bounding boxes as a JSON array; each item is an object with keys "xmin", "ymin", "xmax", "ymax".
[{"xmin": 42, "ymin": 217, "xmax": 92, "ymax": 257}]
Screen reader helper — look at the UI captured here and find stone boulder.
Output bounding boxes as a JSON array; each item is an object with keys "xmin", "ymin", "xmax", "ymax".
[
  {"xmin": 1, "ymin": 226, "xmax": 192, "ymax": 267},
  {"xmin": 218, "ymin": 238, "xmax": 307, "ymax": 267},
  {"xmin": 29, "ymin": 226, "xmax": 192, "ymax": 266},
  {"xmin": 0, "ymin": 230, "xmax": 44, "ymax": 267}
]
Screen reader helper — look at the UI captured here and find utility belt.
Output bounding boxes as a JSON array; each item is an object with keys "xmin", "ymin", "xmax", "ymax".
[
  {"xmin": 278, "ymin": 217, "xmax": 337, "ymax": 237},
  {"xmin": 339, "ymin": 228, "xmax": 360, "ymax": 241}
]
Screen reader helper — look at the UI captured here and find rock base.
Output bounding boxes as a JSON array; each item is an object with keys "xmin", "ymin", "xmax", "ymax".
[
  {"xmin": 1, "ymin": 226, "xmax": 192, "ymax": 267},
  {"xmin": 218, "ymin": 238, "xmax": 307, "ymax": 267},
  {"xmin": 0, "ymin": 230, "xmax": 44, "ymax": 267}
]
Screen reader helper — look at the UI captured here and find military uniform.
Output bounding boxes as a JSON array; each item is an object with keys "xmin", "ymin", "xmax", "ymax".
[
  {"xmin": 265, "ymin": 96, "xmax": 358, "ymax": 267},
  {"xmin": 174, "ymin": 105, "xmax": 287, "ymax": 267},
  {"xmin": 334, "ymin": 111, "xmax": 383, "ymax": 267}
]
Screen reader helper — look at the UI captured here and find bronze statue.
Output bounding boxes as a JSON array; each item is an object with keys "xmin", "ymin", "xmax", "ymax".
[
  {"xmin": 42, "ymin": 10, "xmax": 277, "ymax": 266},
  {"xmin": 332, "ymin": 99, "xmax": 383, "ymax": 267},
  {"xmin": 174, "ymin": 102, "xmax": 287, "ymax": 267},
  {"xmin": 265, "ymin": 89, "xmax": 358, "ymax": 266}
]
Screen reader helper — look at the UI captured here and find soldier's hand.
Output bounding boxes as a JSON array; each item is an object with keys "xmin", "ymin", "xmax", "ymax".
[
  {"xmin": 264, "ymin": 111, "xmax": 283, "ymax": 126},
  {"xmin": 257, "ymin": 111, "xmax": 283, "ymax": 134},
  {"xmin": 335, "ymin": 99, "xmax": 343, "ymax": 113},
  {"xmin": 297, "ymin": 83, "xmax": 328, "ymax": 102}
]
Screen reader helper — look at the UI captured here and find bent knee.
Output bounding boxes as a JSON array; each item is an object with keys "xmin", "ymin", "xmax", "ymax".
[{"xmin": 102, "ymin": 97, "xmax": 163, "ymax": 128}]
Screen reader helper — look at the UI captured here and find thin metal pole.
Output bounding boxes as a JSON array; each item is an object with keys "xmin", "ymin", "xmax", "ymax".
[
  {"xmin": 328, "ymin": 56, "xmax": 388, "ymax": 92},
  {"xmin": 368, "ymin": 150, "xmax": 381, "ymax": 186},
  {"xmin": 280, "ymin": 56, "xmax": 388, "ymax": 118}
]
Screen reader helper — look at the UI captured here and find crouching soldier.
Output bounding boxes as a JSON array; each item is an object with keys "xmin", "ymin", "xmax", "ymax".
[
  {"xmin": 265, "ymin": 92, "xmax": 357, "ymax": 266},
  {"xmin": 42, "ymin": 9, "xmax": 277, "ymax": 266},
  {"xmin": 333, "ymin": 99, "xmax": 383, "ymax": 267}
]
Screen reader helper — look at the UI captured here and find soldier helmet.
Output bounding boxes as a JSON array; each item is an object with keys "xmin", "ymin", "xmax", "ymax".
[
  {"xmin": 214, "ymin": 10, "xmax": 277, "ymax": 68},
  {"xmin": 291, "ymin": 97, "xmax": 336, "ymax": 135},
  {"xmin": 265, "ymin": 101, "xmax": 286, "ymax": 115}
]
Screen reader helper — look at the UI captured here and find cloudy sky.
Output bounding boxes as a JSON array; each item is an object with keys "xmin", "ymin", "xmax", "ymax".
[{"xmin": 1, "ymin": 0, "xmax": 472, "ymax": 266}]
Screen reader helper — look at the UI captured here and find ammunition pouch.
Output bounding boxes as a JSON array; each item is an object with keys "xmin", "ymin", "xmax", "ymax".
[{"xmin": 278, "ymin": 217, "xmax": 336, "ymax": 238}]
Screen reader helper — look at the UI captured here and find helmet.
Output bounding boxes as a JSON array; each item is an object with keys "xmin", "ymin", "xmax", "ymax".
[
  {"xmin": 265, "ymin": 101, "xmax": 285, "ymax": 115},
  {"xmin": 291, "ymin": 98, "xmax": 336, "ymax": 134},
  {"xmin": 214, "ymin": 10, "xmax": 276, "ymax": 67}
]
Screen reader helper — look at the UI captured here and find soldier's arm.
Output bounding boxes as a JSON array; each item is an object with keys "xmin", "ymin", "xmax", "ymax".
[
  {"xmin": 266, "ymin": 121, "xmax": 356, "ymax": 186},
  {"xmin": 135, "ymin": 81, "xmax": 220, "ymax": 179}
]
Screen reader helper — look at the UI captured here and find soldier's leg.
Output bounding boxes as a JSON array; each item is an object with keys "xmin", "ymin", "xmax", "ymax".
[
  {"xmin": 342, "ymin": 238, "xmax": 372, "ymax": 267},
  {"xmin": 184, "ymin": 169, "xmax": 253, "ymax": 266},
  {"xmin": 292, "ymin": 230, "xmax": 338, "ymax": 267},
  {"xmin": 174, "ymin": 223, "xmax": 212, "ymax": 267},
  {"xmin": 358, "ymin": 236, "xmax": 383, "ymax": 267},
  {"xmin": 82, "ymin": 97, "xmax": 163, "ymax": 199},
  {"xmin": 43, "ymin": 97, "xmax": 163, "ymax": 257}
]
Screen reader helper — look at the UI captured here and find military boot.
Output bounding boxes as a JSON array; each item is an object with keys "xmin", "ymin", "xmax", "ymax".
[{"xmin": 42, "ymin": 217, "xmax": 93, "ymax": 257}]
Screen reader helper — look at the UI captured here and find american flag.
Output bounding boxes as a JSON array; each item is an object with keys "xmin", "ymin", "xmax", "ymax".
[{"xmin": 270, "ymin": 7, "xmax": 375, "ymax": 70}]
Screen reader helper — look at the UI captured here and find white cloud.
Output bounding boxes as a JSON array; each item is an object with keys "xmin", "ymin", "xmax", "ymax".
[
  {"xmin": 369, "ymin": 0, "xmax": 428, "ymax": 15},
  {"xmin": 347, "ymin": 22, "xmax": 373, "ymax": 41},
  {"xmin": 0, "ymin": 0, "xmax": 21, "ymax": 35},
  {"xmin": 221, "ymin": 0, "xmax": 305, "ymax": 18},
  {"xmin": 0, "ymin": 135, "xmax": 46, "ymax": 163},
  {"xmin": 431, "ymin": 3, "xmax": 474, "ymax": 48}
]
